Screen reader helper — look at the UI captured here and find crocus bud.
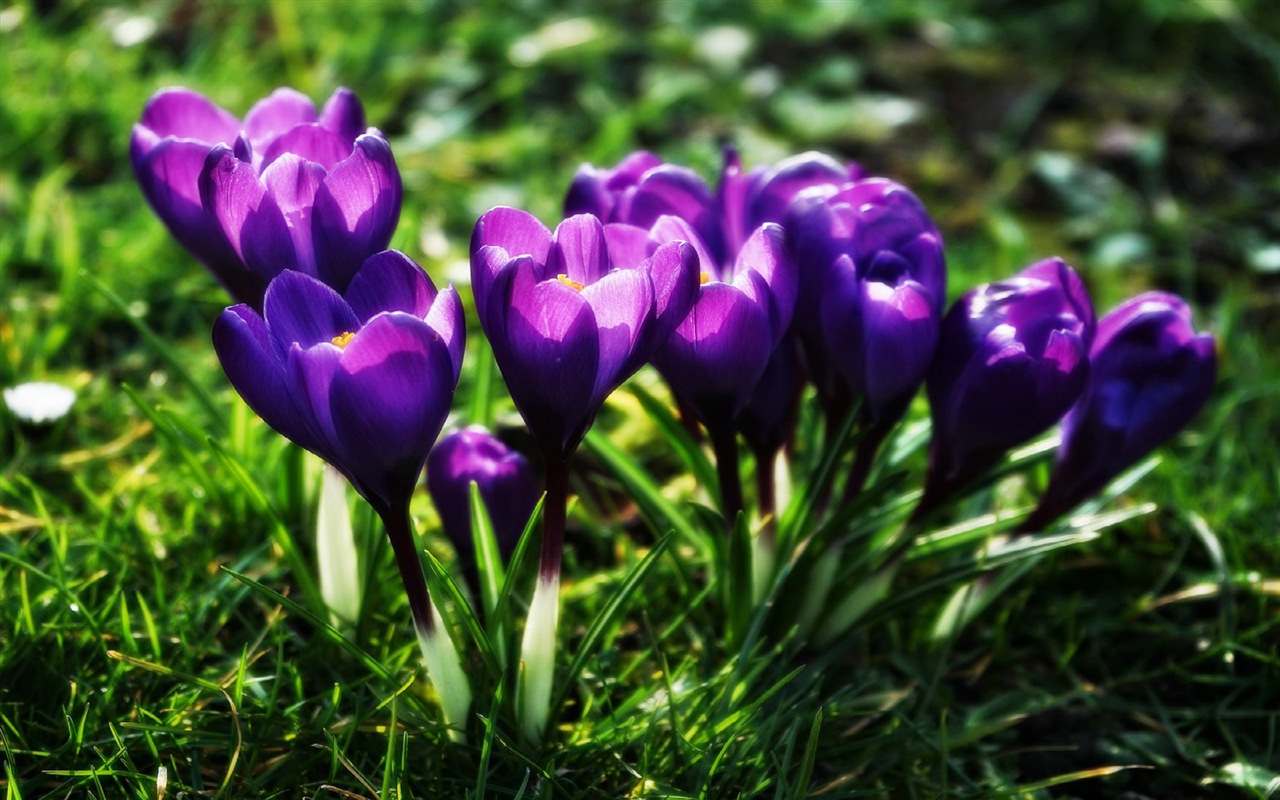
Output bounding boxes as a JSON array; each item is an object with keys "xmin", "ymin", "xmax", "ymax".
[
  {"xmin": 922, "ymin": 258, "xmax": 1095, "ymax": 508},
  {"xmin": 563, "ymin": 150, "xmax": 664, "ymax": 223},
  {"xmin": 426, "ymin": 426, "xmax": 538, "ymax": 568},
  {"xmin": 133, "ymin": 86, "xmax": 401, "ymax": 308},
  {"xmin": 1022, "ymin": 292, "xmax": 1216, "ymax": 530}
]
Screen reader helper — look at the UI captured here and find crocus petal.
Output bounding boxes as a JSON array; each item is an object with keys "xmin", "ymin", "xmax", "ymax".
[
  {"xmin": 819, "ymin": 254, "xmax": 866, "ymax": 396},
  {"xmin": 310, "ymin": 134, "xmax": 402, "ymax": 291},
  {"xmin": 656, "ymin": 282, "xmax": 773, "ymax": 419},
  {"xmin": 243, "ymin": 87, "xmax": 317, "ymax": 152},
  {"xmin": 133, "ymin": 138, "xmax": 258, "ymax": 304},
  {"xmin": 650, "ymin": 215, "xmax": 719, "ymax": 281},
  {"xmin": 346, "ymin": 249, "xmax": 438, "ymax": 322},
  {"xmin": 260, "ymin": 122, "xmax": 352, "ymax": 171},
  {"xmin": 213, "ymin": 305, "xmax": 323, "ymax": 456},
  {"xmin": 326, "ymin": 313, "xmax": 456, "ymax": 507},
  {"xmin": 318, "ymin": 87, "xmax": 366, "ymax": 143},
  {"xmin": 263, "ymin": 270, "xmax": 360, "ymax": 354},
  {"xmin": 747, "ymin": 150, "xmax": 851, "ymax": 228},
  {"xmin": 427, "ymin": 285, "xmax": 466, "ymax": 383},
  {"xmin": 260, "ymin": 154, "xmax": 328, "ymax": 276},
  {"xmin": 548, "ymin": 214, "xmax": 610, "ymax": 286},
  {"xmin": 860, "ymin": 280, "xmax": 938, "ymax": 422},
  {"xmin": 287, "ymin": 340, "xmax": 347, "ymax": 473},
  {"xmin": 603, "ymin": 223, "xmax": 656, "ymax": 269},
  {"xmin": 136, "ymin": 87, "xmax": 239, "ymax": 144},
  {"xmin": 732, "ymin": 223, "xmax": 795, "ymax": 337},
  {"xmin": 580, "ymin": 267, "xmax": 653, "ymax": 401},
  {"xmin": 201, "ymin": 145, "xmax": 299, "ymax": 281},
  {"xmin": 630, "ymin": 165, "xmax": 722, "ymax": 260},
  {"xmin": 639, "ymin": 240, "xmax": 700, "ymax": 354},
  {"xmin": 488, "ymin": 266, "xmax": 601, "ymax": 456},
  {"xmin": 470, "ymin": 207, "xmax": 553, "ymax": 305}
]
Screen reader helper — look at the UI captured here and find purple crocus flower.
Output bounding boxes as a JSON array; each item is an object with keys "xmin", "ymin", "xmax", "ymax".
[
  {"xmin": 1021, "ymin": 292, "xmax": 1216, "ymax": 531},
  {"xmin": 919, "ymin": 258, "xmax": 1095, "ymax": 517},
  {"xmin": 132, "ymin": 86, "xmax": 400, "ymax": 308},
  {"xmin": 471, "ymin": 209, "xmax": 699, "ymax": 461},
  {"xmin": 213, "ymin": 249, "xmax": 462, "ymax": 511},
  {"xmin": 427, "ymin": 426, "xmax": 538, "ymax": 569},
  {"xmin": 213, "ymin": 249, "xmax": 470, "ymax": 735},
  {"xmin": 471, "ymin": 207, "xmax": 697, "ymax": 743},
  {"xmin": 788, "ymin": 178, "xmax": 945, "ymax": 431}
]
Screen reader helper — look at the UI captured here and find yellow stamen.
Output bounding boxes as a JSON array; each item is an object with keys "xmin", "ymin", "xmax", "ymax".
[
  {"xmin": 557, "ymin": 273, "xmax": 585, "ymax": 292},
  {"xmin": 331, "ymin": 331, "xmax": 356, "ymax": 349},
  {"xmin": 699, "ymin": 272, "xmax": 712, "ymax": 285}
]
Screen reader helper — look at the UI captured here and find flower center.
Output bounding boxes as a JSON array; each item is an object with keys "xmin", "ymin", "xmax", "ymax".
[
  {"xmin": 557, "ymin": 273, "xmax": 585, "ymax": 292},
  {"xmin": 331, "ymin": 331, "xmax": 356, "ymax": 349},
  {"xmin": 699, "ymin": 271, "xmax": 712, "ymax": 285}
]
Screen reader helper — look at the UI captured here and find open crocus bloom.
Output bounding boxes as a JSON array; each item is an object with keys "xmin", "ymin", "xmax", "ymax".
[
  {"xmin": 471, "ymin": 209, "xmax": 698, "ymax": 459},
  {"xmin": 132, "ymin": 86, "xmax": 400, "ymax": 308},
  {"xmin": 925, "ymin": 258, "xmax": 1095, "ymax": 494},
  {"xmin": 1024, "ymin": 292, "xmax": 1216, "ymax": 529},
  {"xmin": 213, "ymin": 250, "xmax": 462, "ymax": 512}
]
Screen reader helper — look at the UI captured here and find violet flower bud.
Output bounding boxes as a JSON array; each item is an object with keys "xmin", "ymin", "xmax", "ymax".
[
  {"xmin": 1023, "ymin": 292, "xmax": 1216, "ymax": 530},
  {"xmin": 427, "ymin": 426, "xmax": 538, "ymax": 567},
  {"xmin": 213, "ymin": 250, "xmax": 462, "ymax": 513},
  {"xmin": 132, "ymin": 86, "xmax": 401, "ymax": 308},
  {"xmin": 470, "ymin": 209, "xmax": 699, "ymax": 461},
  {"xmin": 922, "ymin": 258, "xmax": 1095, "ymax": 506}
]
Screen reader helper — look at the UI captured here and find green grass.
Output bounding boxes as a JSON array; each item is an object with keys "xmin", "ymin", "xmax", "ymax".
[{"xmin": 3, "ymin": 1, "xmax": 1279, "ymax": 797}]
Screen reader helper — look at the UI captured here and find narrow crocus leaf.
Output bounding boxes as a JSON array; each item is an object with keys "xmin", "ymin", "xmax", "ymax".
[
  {"xmin": 517, "ymin": 572, "xmax": 560, "ymax": 744},
  {"xmin": 316, "ymin": 461, "xmax": 361, "ymax": 625}
]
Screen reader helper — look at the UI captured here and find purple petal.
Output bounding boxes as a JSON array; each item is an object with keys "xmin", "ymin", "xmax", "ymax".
[
  {"xmin": 655, "ymin": 282, "xmax": 773, "ymax": 419},
  {"xmin": 603, "ymin": 223, "xmax": 656, "ymax": 269},
  {"xmin": 136, "ymin": 87, "xmax": 239, "ymax": 144},
  {"xmin": 488, "ymin": 266, "xmax": 600, "ymax": 456},
  {"xmin": 819, "ymin": 254, "xmax": 865, "ymax": 395},
  {"xmin": 639, "ymin": 240, "xmax": 700, "ymax": 355},
  {"xmin": 213, "ymin": 305, "xmax": 322, "ymax": 455},
  {"xmin": 732, "ymin": 223, "xmax": 796, "ymax": 336},
  {"xmin": 580, "ymin": 267, "xmax": 653, "ymax": 401},
  {"xmin": 260, "ymin": 123, "xmax": 353, "ymax": 171},
  {"xmin": 200, "ymin": 145, "xmax": 299, "ymax": 282},
  {"xmin": 548, "ymin": 214, "xmax": 610, "ymax": 286},
  {"xmin": 263, "ymin": 270, "xmax": 360, "ymax": 352},
  {"xmin": 318, "ymin": 87, "xmax": 367, "ymax": 143},
  {"xmin": 287, "ymin": 340, "xmax": 346, "ymax": 472},
  {"xmin": 427, "ymin": 285, "xmax": 466, "ymax": 383},
  {"xmin": 860, "ymin": 280, "xmax": 938, "ymax": 422},
  {"xmin": 311, "ymin": 134, "xmax": 402, "ymax": 291},
  {"xmin": 326, "ymin": 313, "xmax": 456, "ymax": 507},
  {"xmin": 630, "ymin": 165, "xmax": 719, "ymax": 240},
  {"xmin": 346, "ymin": 250, "xmax": 438, "ymax": 323},
  {"xmin": 243, "ymin": 88, "xmax": 317, "ymax": 152},
  {"xmin": 260, "ymin": 154, "xmax": 329, "ymax": 276},
  {"xmin": 470, "ymin": 207, "xmax": 553, "ymax": 305},
  {"xmin": 748, "ymin": 150, "xmax": 851, "ymax": 228},
  {"xmin": 650, "ymin": 215, "xmax": 719, "ymax": 282},
  {"xmin": 132, "ymin": 137, "xmax": 258, "ymax": 304}
]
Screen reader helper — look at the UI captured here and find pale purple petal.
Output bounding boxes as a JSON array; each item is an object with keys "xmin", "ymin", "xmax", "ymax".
[
  {"xmin": 311, "ymin": 134, "xmax": 402, "ymax": 291},
  {"xmin": 427, "ymin": 285, "xmax": 466, "ymax": 383},
  {"xmin": 260, "ymin": 154, "xmax": 328, "ymax": 276},
  {"xmin": 579, "ymin": 268, "xmax": 652, "ymax": 401},
  {"xmin": 346, "ymin": 250, "xmax": 438, "ymax": 322},
  {"xmin": 200, "ymin": 145, "xmax": 299, "ymax": 280},
  {"xmin": 260, "ymin": 123, "xmax": 352, "ymax": 171},
  {"xmin": 318, "ymin": 87, "xmax": 366, "ymax": 143},
  {"xmin": 470, "ymin": 207, "xmax": 553, "ymax": 305},
  {"xmin": 547, "ymin": 214, "xmax": 610, "ymax": 286},
  {"xmin": 243, "ymin": 87, "xmax": 317, "ymax": 152},
  {"xmin": 136, "ymin": 87, "xmax": 239, "ymax": 144}
]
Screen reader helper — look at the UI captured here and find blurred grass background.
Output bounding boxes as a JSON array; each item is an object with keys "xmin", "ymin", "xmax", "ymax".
[{"xmin": 2, "ymin": 1, "xmax": 1278, "ymax": 798}]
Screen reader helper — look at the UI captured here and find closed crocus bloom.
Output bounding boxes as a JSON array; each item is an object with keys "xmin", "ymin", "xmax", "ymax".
[
  {"xmin": 563, "ymin": 150, "xmax": 664, "ymax": 223},
  {"xmin": 1021, "ymin": 292, "xmax": 1216, "ymax": 531},
  {"xmin": 920, "ymin": 258, "xmax": 1095, "ymax": 513},
  {"xmin": 213, "ymin": 250, "xmax": 462, "ymax": 512},
  {"xmin": 427, "ymin": 426, "xmax": 538, "ymax": 566},
  {"xmin": 471, "ymin": 209, "xmax": 699, "ymax": 461}
]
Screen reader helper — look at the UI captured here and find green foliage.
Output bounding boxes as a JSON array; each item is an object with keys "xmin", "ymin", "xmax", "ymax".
[{"xmin": 3, "ymin": 0, "xmax": 1278, "ymax": 797}]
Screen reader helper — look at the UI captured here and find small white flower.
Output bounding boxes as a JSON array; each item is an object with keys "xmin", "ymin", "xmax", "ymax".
[{"xmin": 3, "ymin": 381, "xmax": 77, "ymax": 424}]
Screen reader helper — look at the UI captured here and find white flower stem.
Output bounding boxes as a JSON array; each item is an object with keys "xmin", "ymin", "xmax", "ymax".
[{"xmin": 316, "ymin": 463, "xmax": 361, "ymax": 625}]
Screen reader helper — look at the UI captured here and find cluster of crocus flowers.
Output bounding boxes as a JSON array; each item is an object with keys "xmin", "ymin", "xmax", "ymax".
[{"xmin": 134, "ymin": 83, "xmax": 1218, "ymax": 747}]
